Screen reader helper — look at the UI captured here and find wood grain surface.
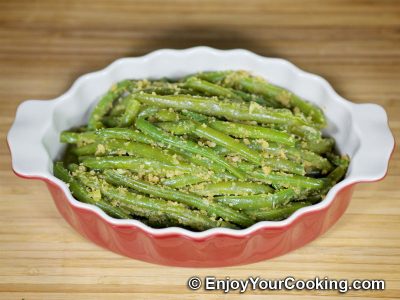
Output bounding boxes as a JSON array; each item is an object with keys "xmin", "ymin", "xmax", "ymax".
[{"xmin": 0, "ymin": 1, "xmax": 399, "ymax": 299}]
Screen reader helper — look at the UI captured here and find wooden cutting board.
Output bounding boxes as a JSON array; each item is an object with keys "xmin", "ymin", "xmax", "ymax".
[{"xmin": 0, "ymin": 1, "xmax": 399, "ymax": 299}]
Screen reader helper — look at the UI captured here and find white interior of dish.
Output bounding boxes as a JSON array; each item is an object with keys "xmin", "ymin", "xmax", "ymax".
[{"xmin": 8, "ymin": 47, "xmax": 394, "ymax": 238}]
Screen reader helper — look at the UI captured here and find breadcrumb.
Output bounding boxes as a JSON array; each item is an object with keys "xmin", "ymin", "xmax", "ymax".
[
  {"xmin": 249, "ymin": 101, "xmax": 262, "ymax": 114},
  {"xmin": 262, "ymin": 166, "xmax": 271, "ymax": 175},
  {"xmin": 95, "ymin": 144, "xmax": 106, "ymax": 155},
  {"xmin": 205, "ymin": 141, "xmax": 216, "ymax": 148}
]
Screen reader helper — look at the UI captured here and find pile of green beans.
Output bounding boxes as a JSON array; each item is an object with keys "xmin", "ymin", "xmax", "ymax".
[{"xmin": 54, "ymin": 70, "xmax": 349, "ymax": 231}]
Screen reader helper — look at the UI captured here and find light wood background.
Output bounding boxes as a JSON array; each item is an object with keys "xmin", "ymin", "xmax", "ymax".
[{"xmin": 0, "ymin": 1, "xmax": 399, "ymax": 299}]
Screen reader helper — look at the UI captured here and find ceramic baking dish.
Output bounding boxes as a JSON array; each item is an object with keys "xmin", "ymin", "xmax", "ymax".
[{"xmin": 7, "ymin": 47, "xmax": 394, "ymax": 267}]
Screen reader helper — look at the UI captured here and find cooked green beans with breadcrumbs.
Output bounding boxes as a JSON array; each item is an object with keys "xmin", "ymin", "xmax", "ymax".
[{"xmin": 55, "ymin": 70, "xmax": 349, "ymax": 231}]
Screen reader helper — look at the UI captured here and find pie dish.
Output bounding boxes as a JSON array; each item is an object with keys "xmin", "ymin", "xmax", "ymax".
[{"xmin": 7, "ymin": 47, "xmax": 394, "ymax": 267}]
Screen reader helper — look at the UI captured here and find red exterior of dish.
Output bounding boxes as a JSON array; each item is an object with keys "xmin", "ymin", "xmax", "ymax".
[{"xmin": 41, "ymin": 179, "xmax": 354, "ymax": 267}]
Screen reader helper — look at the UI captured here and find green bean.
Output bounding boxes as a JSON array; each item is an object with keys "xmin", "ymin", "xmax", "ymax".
[
  {"xmin": 113, "ymin": 195, "xmax": 235, "ymax": 231},
  {"xmin": 298, "ymin": 137, "xmax": 334, "ymax": 154},
  {"xmin": 236, "ymin": 161, "xmax": 258, "ymax": 173},
  {"xmin": 108, "ymin": 93, "xmax": 133, "ymax": 117},
  {"xmin": 135, "ymin": 117, "xmax": 245, "ymax": 179},
  {"xmin": 199, "ymin": 71, "xmax": 284, "ymax": 107},
  {"xmin": 133, "ymin": 92, "xmax": 309, "ymax": 127},
  {"xmin": 193, "ymin": 122, "xmax": 264, "ymax": 165},
  {"xmin": 181, "ymin": 110, "xmax": 210, "ymax": 122},
  {"xmin": 162, "ymin": 175, "xmax": 211, "ymax": 188},
  {"xmin": 251, "ymin": 170, "xmax": 325, "ymax": 190},
  {"xmin": 71, "ymin": 143, "xmax": 99, "ymax": 156},
  {"xmin": 326, "ymin": 153, "xmax": 350, "ymax": 167},
  {"xmin": 304, "ymin": 162, "xmax": 348, "ymax": 205},
  {"xmin": 264, "ymin": 123, "xmax": 323, "ymax": 143},
  {"xmin": 191, "ymin": 181, "xmax": 274, "ymax": 196},
  {"xmin": 211, "ymin": 145, "xmax": 305, "ymax": 175},
  {"xmin": 184, "ymin": 77, "xmax": 241, "ymax": 100},
  {"xmin": 229, "ymin": 88, "xmax": 279, "ymax": 108},
  {"xmin": 177, "ymin": 151, "xmax": 226, "ymax": 174},
  {"xmin": 137, "ymin": 106, "xmax": 182, "ymax": 122},
  {"xmin": 213, "ymin": 145, "xmax": 231, "ymax": 156},
  {"xmin": 62, "ymin": 144, "xmax": 79, "ymax": 166},
  {"xmin": 141, "ymin": 81, "xmax": 198, "ymax": 96},
  {"xmin": 117, "ymin": 96, "xmax": 141, "ymax": 127},
  {"xmin": 221, "ymin": 71, "xmax": 326, "ymax": 127},
  {"xmin": 287, "ymin": 124, "xmax": 321, "ymax": 141},
  {"xmin": 199, "ymin": 70, "xmax": 326, "ymax": 126},
  {"xmin": 262, "ymin": 157, "xmax": 305, "ymax": 175},
  {"xmin": 138, "ymin": 106, "xmax": 160, "ymax": 118},
  {"xmin": 102, "ymin": 116, "xmax": 120, "ymax": 127},
  {"xmin": 209, "ymin": 120, "xmax": 296, "ymax": 147},
  {"xmin": 249, "ymin": 140, "xmax": 332, "ymax": 173},
  {"xmin": 73, "ymin": 139, "xmax": 178, "ymax": 165},
  {"xmin": 246, "ymin": 201, "xmax": 312, "ymax": 221},
  {"xmin": 107, "ymin": 140, "xmax": 178, "ymax": 164},
  {"xmin": 105, "ymin": 79, "xmax": 163, "ymax": 117},
  {"xmin": 95, "ymin": 128, "xmax": 154, "ymax": 144},
  {"xmin": 197, "ymin": 71, "xmax": 230, "ymax": 83},
  {"xmin": 54, "ymin": 162, "xmax": 94, "ymax": 204},
  {"xmin": 78, "ymin": 171, "xmax": 232, "ymax": 230},
  {"xmin": 104, "ymin": 170, "xmax": 253, "ymax": 227},
  {"xmin": 216, "ymin": 188, "xmax": 297, "ymax": 210},
  {"xmin": 60, "ymin": 131, "xmax": 98, "ymax": 144},
  {"xmin": 138, "ymin": 215, "xmax": 181, "ymax": 229},
  {"xmin": 88, "ymin": 80, "xmax": 132, "ymax": 129},
  {"xmin": 91, "ymin": 199, "xmax": 133, "ymax": 219},
  {"xmin": 142, "ymin": 86, "xmax": 179, "ymax": 95},
  {"xmin": 154, "ymin": 109, "xmax": 180, "ymax": 122},
  {"xmin": 114, "ymin": 194, "xmax": 235, "ymax": 231},
  {"xmin": 157, "ymin": 120, "xmax": 196, "ymax": 135},
  {"xmin": 326, "ymin": 158, "xmax": 349, "ymax": 187},
  {"xmin": 60, "ymin": 128, "xmax": 154, "ymax": 145},
  {"xmin": 293, "ymin": 162, "xmax": 348, "ymax": 202},
  {"xmin": 53, "ymin": 162, "xmax": 131, "ymax": 219},
  {"xmin": 80, "ymin": 156, "xmax": 194, "ymax": 174},
  {"xmin": 162, "ymin": 173, "xmax": 235, "ymax": 188}
]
